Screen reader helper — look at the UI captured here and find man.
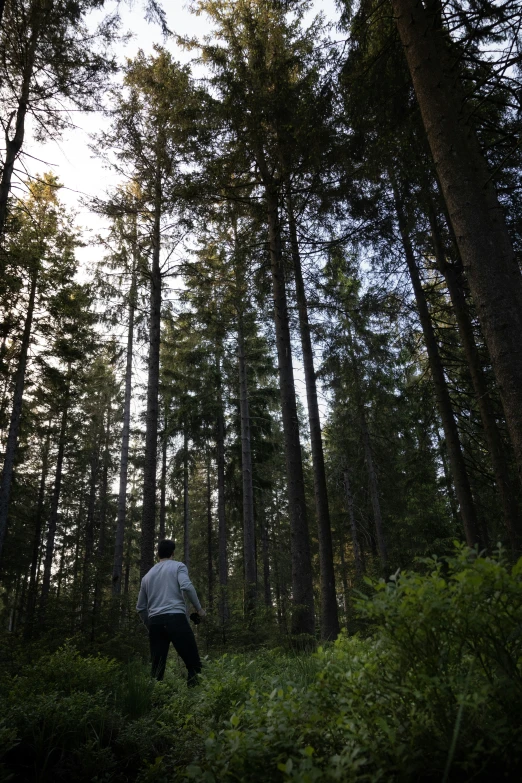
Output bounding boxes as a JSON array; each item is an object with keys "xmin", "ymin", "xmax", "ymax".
[{"xmin": 136, "ymin": 539, "xmax": 206, "ymax": 685}]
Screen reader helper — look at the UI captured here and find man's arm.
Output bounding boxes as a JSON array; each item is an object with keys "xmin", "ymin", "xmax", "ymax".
[
  {"xmin": 136, "ymin": 581, "xmax": 149, "ymax": 627},
  {"xmin": 177, "ymin": 563, "xmax": 204, "ymax": 614}
]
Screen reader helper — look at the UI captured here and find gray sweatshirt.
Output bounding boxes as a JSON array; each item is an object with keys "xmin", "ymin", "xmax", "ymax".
[{"xmin": 136, "ymin": 559, "xmax": 202, "ymax": 622}]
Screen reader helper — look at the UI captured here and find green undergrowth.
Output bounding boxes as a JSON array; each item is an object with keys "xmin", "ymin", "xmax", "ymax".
[{"xmin": 1, "ymin": 545, "xmax": 522, "ymax": 782}]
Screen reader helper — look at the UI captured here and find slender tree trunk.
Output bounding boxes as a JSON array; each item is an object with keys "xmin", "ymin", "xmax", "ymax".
[
  {"xmin": 261, "ymin": 503, "xmax": 271, "ymax": 608},
  {"xmin": 25, "ymin": 425, "xmax": 51, "ymax": 634},
  {"xmin": 0, "ymin": 268, "xmax": 37, "ymax": 559},
  {"xmin": 91, "ymin": 407, "xmax": 111, "ymax": 641},
  {"xmin": 393, "ymin": 188, "xmax": 480, "ymax": 546},
  {"xmin": 265, "ymin": 183, "xmax": 315, "ymax": 638},
  {"xmin": 338, "ymin": 526, "xmax": 349, "ymax": 626},
  {"xmin": 285, "ymin": 185, "xmax": 339, "ymax": 640},
  {"xmin": 206, "ymin": 458, "xmax": 214, "ymax": 610},
  {"xmin": 0, "ymin": 17, "xmax": 38, "ymax": 241},
  {"xmin": 216, "ymin": 355, "xmax": 228, "ymax": 626},
  {"xmin": 391, "ymin": 0, "xmax": 522, "ymax": 484},
  {"xmin": 358, "ymin": 399, "xmax": 388, "ymax": 567},
  {"xmin": 183, "ymin": 428, "xmax": 190, "ymax": 568},
  {"xmin": 158, "ymin": 424, "xmax": 168, "ymax": 542},
  {"xmin": 40, "ymin": 388, "xmax": 70, "ymax": 610},
  {"xmin": 113, "ymin": 245, "xmax": 137, "ymax": 594},
  {"xmin": 140, "ymin": 169, "xmax": 162, "ymax": 579},
  {"xmin": 429, "ymin": 209, "xmax": 522, "ymax": 548},
  {"xmin": 238, "ymin": 319, "xmax": 257, "ymax": 613},
  {"xmin": 82, "ymin": 440, "xmax": 100, "ymax": 624},
  {"xmin": 343, "ymin": 470, "xmax": 364, "ymax": 579}
]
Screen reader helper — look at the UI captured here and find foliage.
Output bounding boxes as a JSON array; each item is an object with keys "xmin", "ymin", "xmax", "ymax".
[{"xmin": 1, "ymin": 547, "xmax": 521, "ymax": 781}]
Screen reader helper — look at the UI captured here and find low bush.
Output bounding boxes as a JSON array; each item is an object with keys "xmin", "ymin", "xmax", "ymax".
[{"xmin": 1, "ymin": 546, "xmax": 521, "ymax": 782}]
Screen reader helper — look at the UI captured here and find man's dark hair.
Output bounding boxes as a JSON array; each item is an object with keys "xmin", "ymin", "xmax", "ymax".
[{"xmin": 158, "ymin": 539, "xmax": 176, "ymax": 559}]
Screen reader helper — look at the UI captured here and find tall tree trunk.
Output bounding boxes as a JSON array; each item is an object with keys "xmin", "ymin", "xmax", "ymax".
[
  {"xmin": 261, "ymin": 503, "xmax": 271, "ymax": 608},
  {"xmin": 393, "ymin": 188, "xmax": 480, "ymax": 546},
  {"xmin": 140, "ymin": 170, "xmax": 162, "ymax": 579},
  {"xmin": 40, "ymin": 387, "xmax": 70, "ymax": 610},
  {"xmin": 158, "ymin": 423, "xmax": 168, "ymax": 542},
  {"xmin": 183, "ymin": 428, "xmax": 190, "ymax": 568},
  {"xmin": 0, "ymin": 268, "xmax": 37, "ymax": 559},
  {"xmin": 82, "ymin": 439, "xmax": 100, "ymax": 625},
  {"xmin": 358, "ymin": 398, "xmax": 388, "ymax": 567},
  {"xmin": 343, "ymin": 470, "xmax": 365, "ymax": 579},
  {"xmin": 238, "ymin": 319, "xmax": 257, "ymax": 613},
  {"xmin": 112, "ymin": 244, "xmax": 137, "ymax": 594},
  {"xmin": 92, "ymin": 406, "xmax": 111, "ymax": 641},
  {"xmin": 206, "ymin": 458, "xmax": 214, "ymax": 610},
  {"xmin": 0, "ymin": 14, "xmax": 39, "ymax": 241},
  {"xmin": 25, "ymin": 424, "xmax": 51, "ymax": 635},
  {"xmin": 216, "ymin": 355, "xmax": 228, "ymax": 626},
  {"xmin": 285, "ymin": 185, "xmax": 339, "ymax": 641},
  {"xmin": 429, "ymin": 208, "xmax": 522, "ymax": 548},
  {"xmin": 265, "ymin": 183, "xmax": 315, "ymax": 637},
  {"xmin": 391, "ymin": 0, "xmax": 522, "ymax": 483}
]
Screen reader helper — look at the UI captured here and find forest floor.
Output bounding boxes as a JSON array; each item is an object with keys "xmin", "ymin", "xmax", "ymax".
[{"xmin": 1, "ymin": 547, "xmax": 522, "ymax": 782}]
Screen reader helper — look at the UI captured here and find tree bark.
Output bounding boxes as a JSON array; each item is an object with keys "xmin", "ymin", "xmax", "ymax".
[
  {"xmin": 358, "ymin": 398, "xmax": 388, "ymax": 567},
  {"xmin": 238, "ymin": 318, "xmax": 257, "ymax": 613},
  {"xmin": 112, "ymin": 242, "xmax": 137, "ymax": 594},
  {"xmin": 261, "ymin": 502, "xmax": 271, "ymax": 608},
  {"xmin": 206, "ymin": 458, "xmax": 214, "ymax": 610},
  {"xmin": 92, "ymin": 406, "xmax": 111, "ymax": 641},
  {"xmin": 285, "ymin": 185, "xmax": 339, "ymax": 641},
  {"xmin": 40, "ymin": 386, "xmax": 70, "ymax": 610},
  {"xmin": 393, "ymin": 188, "xmax": 480, "ymax": 546},
  {"xmin": 391, "ymin": 0, "xmax": 522, "ymax": 484},
  {"xmin": 343, "ymin": 470, "xmax": 365, "ymax": 579},
  {"xmin": 0, "ymin": 267, "xmax": 37, "ymax": 559},
  {"xmin": 429, "ymin": 208, "xmax": 522, "ymax": 549},
  {"xmin": 216, "ymin": 355, "xmax": 228, "ymax": 626},
  {"xmin": 25, "ymin": 424, "xmax": 51, "ymax": 635},
  {"xmin": 140, "ymin": 169, "xmax": 162, "ymax": 579},
  {"xmin": 81, "ymin": 439, "xmax": 101, "ymax": 625},
  {"xmin": 0, "ymin": 9, "xmax": 39, "ymax": 241},
  {"xmin": 158, "ymin": 424, "xmax": 168, "ymax": 542},
  {"xmin": 265, "ymin": 184, "xmax": 315, "ymax": 638},
  {"xmin": 183, "ymin": 428, "xmax": 190, "ymax": 568}
]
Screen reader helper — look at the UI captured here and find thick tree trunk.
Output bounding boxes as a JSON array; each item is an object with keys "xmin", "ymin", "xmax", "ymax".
[
  {"xmin": 25, "ymin": 425, "xmax": 51, "ymax": 635},
  {"xmin": 40, "ymin": 390, "xmax": 70, "ymax": 609},
  {"xmin": 429, "ymin": 210, "xmax": 522, "ymax": 548},
  {"xmin": 391, "ymin": 0, "xmax": 522, "ymax": 484},
  {"xmin": 394, "ymin": 189, "xmax": 480, "ymax": 546},
  {"xmin": 112, "ymin": 251, "xmax": 137, "ymax": 594},
  {"xmin": 140, "ymin": 172, "xmax": 162, "ymax": 579},
  {"xmin": 0, "ymin": 268, "xmax": 37, "ymax": 559},
  {"xmin": 238, "ymin": 319, "xmax": 257, "ymax": 613},
  {"xmin": 343, "ymin": 470, "xmax": 365, "ymax": 579},
  {"xmin": 216, "ymin": 356, "xmax": 228, "ymax": 626},
  {"xmin": 265, "ymin": 184, "xmax": 315, "ymax": 638},
  {"xmin": 285, "ymin": 185, "xmax": 339, "ymax": 640},
  {"xmin": 183, "ymin": 429, "xmax": 190, "ymax": 569}
]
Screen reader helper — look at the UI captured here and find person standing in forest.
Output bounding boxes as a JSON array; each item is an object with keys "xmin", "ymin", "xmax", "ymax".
[{"xmin": 136, "ymin": 539, "xmax": 206, "ymax": 685}]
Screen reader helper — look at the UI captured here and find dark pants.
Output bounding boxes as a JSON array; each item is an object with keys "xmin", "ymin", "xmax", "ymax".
[{"xmin": 149, "ymin": 612, "xmax": 202, "ymax": 685}]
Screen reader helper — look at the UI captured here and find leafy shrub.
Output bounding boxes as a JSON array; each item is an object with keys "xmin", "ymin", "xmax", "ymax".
[
  {"xmin": 185, "ymin": 547, "xmax": 522, "ymax": 782},
  {"xmin": 1, "ymin": 547, "xmax": 521, "ymax": 782}
]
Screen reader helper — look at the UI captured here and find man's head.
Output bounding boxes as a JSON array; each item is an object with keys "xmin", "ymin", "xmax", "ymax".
[{"xmin": 158, "ymin": 539, "xmax": 176, "ymax": 560}]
